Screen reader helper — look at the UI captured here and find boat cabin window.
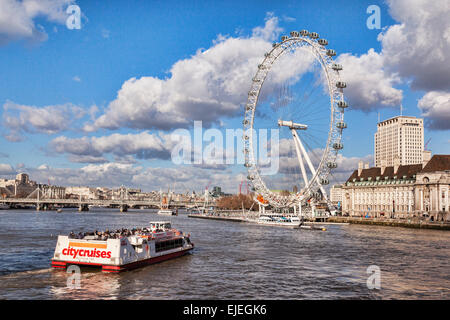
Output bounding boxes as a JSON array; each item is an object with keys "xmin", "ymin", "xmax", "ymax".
[{"xmin": 155, "ymin": 238, "xmax": 183, "ymax": 252}]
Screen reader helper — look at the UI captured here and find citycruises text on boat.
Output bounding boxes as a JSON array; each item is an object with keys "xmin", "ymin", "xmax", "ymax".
[{"xmin": 51, "ymin": 221, "xmax": 194, "ymax": 273}]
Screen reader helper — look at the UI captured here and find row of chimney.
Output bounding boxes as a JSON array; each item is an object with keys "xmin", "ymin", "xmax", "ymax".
[{"xmin": 357, "ymin": 150, "xmax": 432, "ymax": 176}]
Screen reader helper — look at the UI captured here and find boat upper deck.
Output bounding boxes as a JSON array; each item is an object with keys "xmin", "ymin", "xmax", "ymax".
[{"xmin": 67, "ymin": 221, "xmax": 184, "ymax": 242}]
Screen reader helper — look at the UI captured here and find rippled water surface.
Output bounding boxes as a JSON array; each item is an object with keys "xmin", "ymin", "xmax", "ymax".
[{"xmin": 0, "ymin": 208, "xmax": 449, "ymax": 299}]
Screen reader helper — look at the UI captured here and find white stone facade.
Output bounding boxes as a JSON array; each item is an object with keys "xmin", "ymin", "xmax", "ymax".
[
  {"xmin": 330, "ymin": 184, "xmax": 343, "ymax": 206},
  {"xmin": 342, "ymin": 155, "xmax": 450, "ymax": 222},
  {"xmin": 374, "ymin": 116, "xmax": 424, "ymax": 167}
]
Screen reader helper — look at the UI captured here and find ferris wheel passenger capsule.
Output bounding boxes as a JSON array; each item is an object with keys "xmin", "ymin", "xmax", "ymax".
[
  {"xmin": 336, "ymin": 81, "xmax": 347, "ymax": 88},
  {"xmin": 336, "ymin": 121, "xmax": 347, "ymax": 129},
  {"xmin": 337, "ymin": 101, "xmax": 348, "ymax": 109},
  {"xmin": 320, "ymin": 178, "xmax": 329, "ymax": 185},
  {"xmin": 326, "ymin": 49, "xmax": 336, "ymax": 57},
  {"xmin": 309, "ymin": 32, "xmax": 319, "ymax": 39},
  {"xmin": 318, "ymin": 39, "xmax": 328, "ymax": 46},
  {"xmin": 332, "ymin": 63, "xmax": 343, "ymax": 71},
  {"xmin": 300, "ymin": 29, "xmax": 309, "ymax": 36},
  {"xmin": 272, "ymin": 42, "xmax": 278, "ymax": 48},
  {"xmin": 333, "ymin": 142, "xmax": 344, "ymax": 150},
  {"xmin": 290, "ymin": 31, "xmax": 299, "ymax": 37},
  {"xmin": 281, "ymin": 35, "xmax": 289, "ymax": 41},
  {"xmin": 327, "ymin": 162, "xmax": 338, "ymax": 169}
]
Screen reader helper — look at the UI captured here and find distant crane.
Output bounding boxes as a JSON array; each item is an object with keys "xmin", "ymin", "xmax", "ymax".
[
  {"xmin": 239, "ymin": 180, "xmax": 249, "ymax": 195},
  {"xmin": 424, "ymin": 138, "xmax": 431, "ymax": 151}
]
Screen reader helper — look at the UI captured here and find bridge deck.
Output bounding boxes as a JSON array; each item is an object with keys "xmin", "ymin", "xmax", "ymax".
[{"xmin": 0, "ymin": 198, "xmax": 203, "ymax": 207}]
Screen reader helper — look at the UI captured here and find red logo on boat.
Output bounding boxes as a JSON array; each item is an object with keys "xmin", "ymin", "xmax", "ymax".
[{"xmin": 62, "ymin": 247, "xmax": 112, "ymax": 259}]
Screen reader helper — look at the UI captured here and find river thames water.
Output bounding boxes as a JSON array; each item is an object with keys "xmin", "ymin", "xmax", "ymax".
[{"xmin": 0, "ymin": 208, "xmax": 448, "ymax": 300}]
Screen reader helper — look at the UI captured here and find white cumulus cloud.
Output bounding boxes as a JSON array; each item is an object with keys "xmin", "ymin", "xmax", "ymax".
[
  {"xmin": 2, "ymin": 101, "xmax": 85, "ymax": 141},
  {"xmin": 49, "ymin": 131, "xmax": 183, "ymax": 162},
  {"xmin": 418, "ymin": 91, "xmax": 450, "ymax": 130},
  {"xmin": 380, "ymin": 0, "xmax": 450, "ymax": 91},
  {"xmin": 0, "ymin": 0, "xmax": 74, "ymax": 45},
  {"xmin": 337, "ymin": 49, "xmax": 403, "ymax": 112},
  {"xmin": 89, "ymin": 15, "xmax": 286, "ymax": 132}
]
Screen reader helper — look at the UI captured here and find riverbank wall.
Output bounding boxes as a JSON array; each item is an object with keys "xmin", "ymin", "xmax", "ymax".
[
  {"xmin": 327, "ymin": 216, "xmax": 450, "ymax": 230},
  {"xmin": 187, "ymin": 214, "xmax": 246, "ymax": 222}
]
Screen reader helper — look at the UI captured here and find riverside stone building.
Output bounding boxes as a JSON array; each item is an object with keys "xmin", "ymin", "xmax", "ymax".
[
  {"xmin": 342, "ymin": 154, "xmax": 450, "ymax": 221},
  {"xmin": 0, "ymin": 173, "xmax": 38, "ymax": 198},
  {"xmin": 0, "ymin": 173, "xmax": 65, "ymax": 199}
]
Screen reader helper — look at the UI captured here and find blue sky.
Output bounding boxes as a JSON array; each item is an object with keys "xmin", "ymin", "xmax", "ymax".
[{"xmin": 0, "ymin": 0, "xmax": 449, "ymax": 192}]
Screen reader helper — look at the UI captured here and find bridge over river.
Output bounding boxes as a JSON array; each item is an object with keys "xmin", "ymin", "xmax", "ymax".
[{"xmin": 0, "ymin": 197, "xmax": 207, "ymax": 212}]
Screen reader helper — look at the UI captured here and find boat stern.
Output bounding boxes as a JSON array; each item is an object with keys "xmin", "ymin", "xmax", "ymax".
[{"xmin": 51, "ymin": 235, "xmax": 122, "ymax": 270}]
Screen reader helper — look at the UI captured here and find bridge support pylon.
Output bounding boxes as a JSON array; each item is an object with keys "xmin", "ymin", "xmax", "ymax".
[
  {"xmin": 120, "ymin": 204, "xmax": 128, "ymax": 213},
  {"xmin": 78, "ymin": 204, "xmax": 89, "ymax": 212}
]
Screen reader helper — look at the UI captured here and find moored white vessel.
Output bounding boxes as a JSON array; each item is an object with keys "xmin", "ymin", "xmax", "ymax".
[
  {"xmin": 247, "ymin": 212, "xmax": 301, "ymax": 228},
  {"xmin": 51, "ymin": 221, "xmax": 193, "ymax": 273},
  {"xmin": 157, "ymin": 209, "xmax": 177, "ymax": 216},
  {"xmin": 157, "ymin": 190, "xmax": 177, "ymax": 215}
]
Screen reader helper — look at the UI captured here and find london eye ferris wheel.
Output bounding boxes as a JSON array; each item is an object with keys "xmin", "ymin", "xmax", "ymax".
[{"xmin": 243, "ymin": 30, "xmax": 348, "ymax": 209}]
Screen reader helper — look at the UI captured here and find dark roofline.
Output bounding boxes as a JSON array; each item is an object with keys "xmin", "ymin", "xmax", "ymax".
[
  {"xmin": 421, "ymin": 155, "xmax": 450, "ymax": 173},
  {"xmin": 344, "ymin": 155, "xmax": 450, "ymax": 183}
]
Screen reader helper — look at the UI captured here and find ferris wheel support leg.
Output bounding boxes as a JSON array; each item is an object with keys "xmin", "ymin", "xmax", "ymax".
[
  {"xmin": 291, "ymin": 129, "xmax": 309, "ymax": 188},
  {"xmin": 295, "ymin": 133, "xmax": 329, "ymax": 202}
]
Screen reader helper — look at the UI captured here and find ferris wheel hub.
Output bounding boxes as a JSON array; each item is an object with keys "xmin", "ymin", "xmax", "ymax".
[{"xmin": 277, "ymin": 120, "xmax": 308, "ymax": 130}]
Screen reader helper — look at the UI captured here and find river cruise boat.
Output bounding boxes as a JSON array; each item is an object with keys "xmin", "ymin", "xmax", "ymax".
[
  {"xmin": 157, "ymin": 209, "xmax": 177, "ymax": 216},
  {"xmin": 247, "ymin": 213, "xmax": 301, "ymax": 228},
  {"xmin": 51, "ymin": 221, "xmax": 193, "ymax": 273}
]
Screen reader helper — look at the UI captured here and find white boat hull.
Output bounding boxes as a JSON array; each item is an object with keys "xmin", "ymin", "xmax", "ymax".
[
  {"xmin": 246, "ymin": 218, "xmax": 301, "ymax": 228},
  {"xmin": 157, "ymin": 209, "xmax": 176, "ymax": 216}
]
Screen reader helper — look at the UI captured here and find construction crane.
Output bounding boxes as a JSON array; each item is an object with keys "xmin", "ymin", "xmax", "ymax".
[
  {"xmin": 239, "ymin": 180, "xmax": 249, "ymax": 195},
  {"xmin": 424, "ymin": 138, "xmax": 431, "ymax": 151}
]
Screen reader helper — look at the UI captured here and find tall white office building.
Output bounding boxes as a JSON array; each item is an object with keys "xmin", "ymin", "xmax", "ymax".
[{"xmin": 374, "ymin": 116, "xmax": 424, "ymax": 167}]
